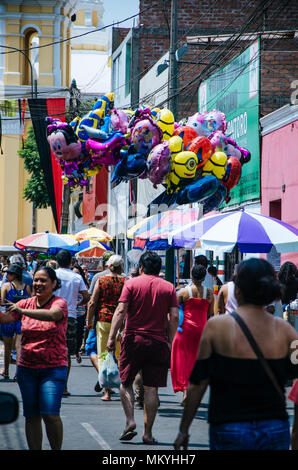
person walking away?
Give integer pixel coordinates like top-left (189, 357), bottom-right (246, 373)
top-left (278, 262), bottom-right (298, 310)
top-left (194, 255), bottom-right (213, 289)
top-left (55, 250), bottom-right (90, 396)
top-left (0, 264), bottom-right (31, 380)
top-left (217, 264), bottom-right (239, 314)
top-left (84, 254), bottom-right (113, 392)
top-left (288, 380), bottom-right (298, 449)
top-left (174, 258), bottom-right (298, 450)
top-left (87, 255), bottom-right (125, 401)
top-left (171, 265), bottom-right (213, 405)
top-left (107, 251), bottom-right (179, 444)
top-left (207, 266), bottom-right (222, 314)
top-left (0, 267), bottom-right (68, 450)
top-left (72, 265), bottom-right (89, 364)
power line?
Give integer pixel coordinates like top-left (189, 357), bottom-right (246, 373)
top-left (0, 2), bottom-right (160, 56)
top-left (181, 0), bottom-right (295, 114)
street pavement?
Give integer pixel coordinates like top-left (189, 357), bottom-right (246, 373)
top-left (0, 346), bottom-right (295, 451)
top-left (0, 350), bottom-right (209, 451)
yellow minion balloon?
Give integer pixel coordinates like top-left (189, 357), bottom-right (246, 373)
top-left (156, 109), bottom-right (175, 140)
top-left (168, 135), bottom-right (184, 157)
top-left (166, 151), bottom-right (198, 191)
top-left (202, 151), bottom-right (227, 179)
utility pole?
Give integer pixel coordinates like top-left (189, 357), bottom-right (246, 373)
top-left (165, 0), bottom-right (178, 285)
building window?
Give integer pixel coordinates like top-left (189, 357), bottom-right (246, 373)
top-left (23, 29), bottom-right (39, 85)
top-left (85, 10), bottom-right (92, 26)
top-left (125, 42), bottom-right (131, 97)
top-left (112, 53), bottom-right (121, 101)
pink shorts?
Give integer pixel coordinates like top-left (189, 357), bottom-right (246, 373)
top-left (119, 334), bottom-right (170, 388)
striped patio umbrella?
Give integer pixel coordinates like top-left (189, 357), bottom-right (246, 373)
top-left (14, 232), bottom-right (79, 253)
top-left (75, 240), bottom-right (111, 258)
top-left (128, 208), bottom-right (201, 250)
top-left (169, 210), bottom-right (298, 254)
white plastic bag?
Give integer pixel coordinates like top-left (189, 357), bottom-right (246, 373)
top-left (98, 352), bottom-right (121, 389)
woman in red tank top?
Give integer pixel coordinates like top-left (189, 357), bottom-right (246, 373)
top-left (171, 265), bottom-right (214, 404)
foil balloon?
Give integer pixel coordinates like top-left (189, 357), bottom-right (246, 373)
top-left (147, 174), bottom-right (220, 215)
top-left (173, 126), bottom-right (198, 149)
top-left (111, 108), bottom-right (129, 135)
top-left (147, 141), bottom-right (171, 188)
top-left (202, 151), bottom-right (227, 180)
top-left (222, 156), bottom-right (242, 191)
top-left (166, 151), bottom-right (198, 192)
top-left (46, 119), bottom-right (82, 161)
top-left (131, 117), bottom-right (163, 154)
top-left (156, 108), bottom-right (175, 140)
top-left (202, 182), bottom-right (228, 214)
top-left (111, 146), bottom-right (147, 186)
top-left (187, 110), bottom-right (227, 137)
top-left (168, 135), bottom-right (184, 157)
top-left (187, 136), bottom-right (212, 168)
top-left (85, 132), bottom-right (127, 166)
top-left (70, 93), bottom-right (114, 148)
top-left (45, 99), bottom-right (250, 212)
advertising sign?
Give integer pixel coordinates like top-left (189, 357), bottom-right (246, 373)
top-left (199, 39), bottom-right (260, 206)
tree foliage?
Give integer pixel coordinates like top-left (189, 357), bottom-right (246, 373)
top-left (18, 126), bottom-right (50, 209)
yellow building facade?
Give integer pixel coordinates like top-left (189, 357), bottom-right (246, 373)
top-left (0, 0), bottom-right (77, 245)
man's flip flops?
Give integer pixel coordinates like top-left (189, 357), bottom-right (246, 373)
top-left (119, 430), bottom-right (137, 441)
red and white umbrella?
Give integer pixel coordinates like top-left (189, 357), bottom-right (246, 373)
top-left (14, 232), bottom-right (79, 253)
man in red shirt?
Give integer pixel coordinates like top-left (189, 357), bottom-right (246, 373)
top-left (107, 251), bottom-right (179, 445)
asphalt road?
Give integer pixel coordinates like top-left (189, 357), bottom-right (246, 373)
top-left (0, 349), bottom-right (295, 452)
top-left (0, 352), bottom-right (210, 451)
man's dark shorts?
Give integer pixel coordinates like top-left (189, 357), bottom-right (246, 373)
top-left (66, 317), bottom-right (77, 356)
top-left (119, 334), bottom-right (170, 388)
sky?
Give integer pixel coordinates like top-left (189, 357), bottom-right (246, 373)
top-left (101, 0), bottom-right (140, 28)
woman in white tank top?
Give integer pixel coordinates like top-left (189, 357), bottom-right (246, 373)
top-left (225, 281), bottom-right (238, 314)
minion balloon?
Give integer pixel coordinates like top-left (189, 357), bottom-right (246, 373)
top-left (166, 151), bottom-right (198, 192)
top-left (156, 108), bottom-right (175, 140)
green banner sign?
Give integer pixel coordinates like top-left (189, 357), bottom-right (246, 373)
top-left (199, 39), bottom-right (260, 206)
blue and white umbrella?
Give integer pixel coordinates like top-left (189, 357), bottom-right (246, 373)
top-left (169, 210), bottom-right (298, 254)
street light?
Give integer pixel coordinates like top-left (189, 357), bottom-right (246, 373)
top-left (0, 45), bottom-right (34, 99)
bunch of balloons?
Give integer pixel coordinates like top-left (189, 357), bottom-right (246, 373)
top-left (46, 93), bottom-right (251, 213)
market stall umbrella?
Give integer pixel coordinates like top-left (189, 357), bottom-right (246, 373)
top-left (127, 208), bottom-right (201, 250)
top-left (75, 241), bottom-right (111, 258)
top-left (14, 232), bottom-right (79, 253)
top-left (169, 210), bottom-right (298, 254)
top-left (75, 227), bottom-right (112, 243)
top-left (0, 246), bottom-right (21, 255)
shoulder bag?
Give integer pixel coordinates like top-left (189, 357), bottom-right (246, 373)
top-left (230, 311), bottom-right (285, 403)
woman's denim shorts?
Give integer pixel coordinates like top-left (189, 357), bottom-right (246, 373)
top-left (16, 366), bottom-right (68, 418)
top-left (209, 418), bottom-right (290, 450)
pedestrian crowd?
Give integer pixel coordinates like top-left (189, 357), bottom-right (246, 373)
top-left (0, 250), bottom-right (297, 451)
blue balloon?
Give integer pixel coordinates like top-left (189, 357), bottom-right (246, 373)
top-left (111, 146), bottom-right (147, 186)
top-left (202, 182), bottom-right (227, 214)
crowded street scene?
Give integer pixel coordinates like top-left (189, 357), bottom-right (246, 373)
top-left (0, 0), bottom-right (298, 460)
